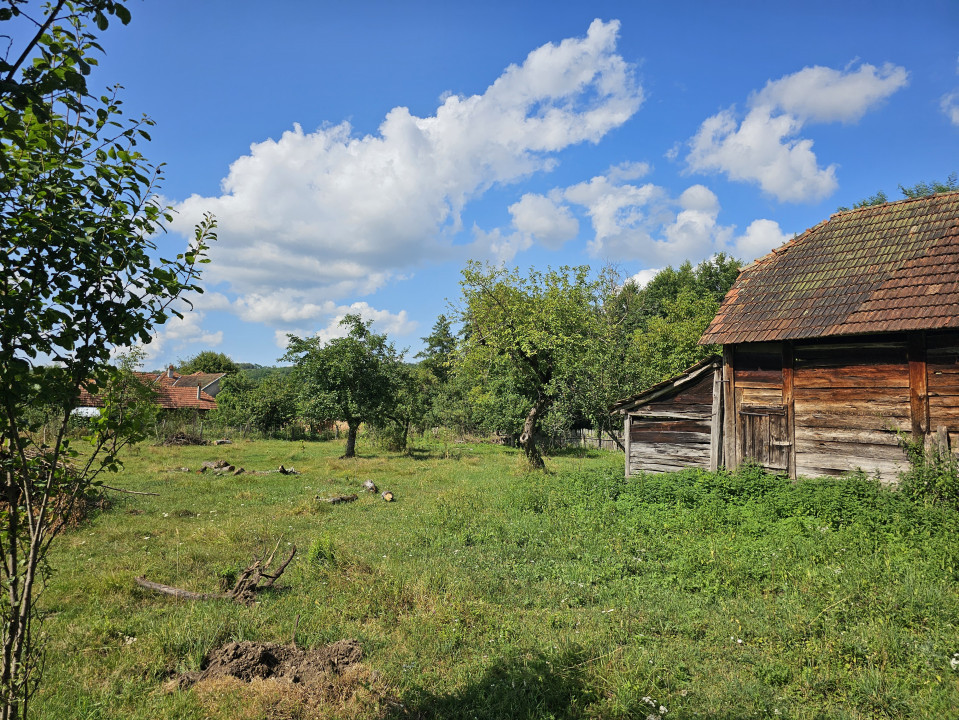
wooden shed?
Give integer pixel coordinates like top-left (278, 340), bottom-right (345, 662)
top-left (615, 192), bottom-right (959, 480)
top-left (695, 191), bottom-right (959, 482)
top-left (613, 356), bottom-right (723, 476)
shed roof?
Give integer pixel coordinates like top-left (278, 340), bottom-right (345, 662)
top-left (611, 355), bottom-right (720, 414)
top-left (700, 191), bottom-right (959, 345)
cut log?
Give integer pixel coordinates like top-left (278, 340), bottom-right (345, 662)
top-left (321, 494), bottom-right (358, 505)
top-left (362, 479), bottom-right (378, 493)
top-left (381, 491), bottom-right (394, 502)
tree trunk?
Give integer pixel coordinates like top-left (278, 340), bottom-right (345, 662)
top-left (519, 396), bottom-right (547, 470)
top-left (342, 422), bottom-right (359, 458)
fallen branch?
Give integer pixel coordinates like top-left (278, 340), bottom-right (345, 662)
top-left (134, 577), bottom-right (218, 601)
top-left (101, 485), bottom-right (160, 496)
top-left (136, 542), bottom-right (297, 604)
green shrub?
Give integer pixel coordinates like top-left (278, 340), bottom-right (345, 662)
top-left (898, 435), bottom-right (959, 510)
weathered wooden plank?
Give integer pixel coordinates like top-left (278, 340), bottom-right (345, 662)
top-left (796, 450), bottom-right (906, 474)
top-left (631, 418), bottom-right (710, 433)
top-left (782, 341), bottom-right (796, 479)
top-left (908, 332), bottom-right (929, 437)
top-left (723, 346), bottom-right (736, 469)
top-left (734, 367), bottom-right (783, 388)
top-left (631, 444), bottom-right (710, 463)
top-left (795, 438), bottom-right (908, 462)
top-left (794, 388), bottom-right (911, 412)
top-left (795, 412), bottom-right (909, 432)
top-left (632, 408), bottom-right (711, 421)
top-left (794, 426), bottom-right (901, 446)
top-left (796, 461), bottom-right (903, 483)
top-left (793, 364), bottom-right (910, 388)
top-left (710, 367), bottom-right (722, 472)
top-left (739, 387), bottom-right (783, 405)
top-left (630, 461), bottom-right (708, 474)
top-left (928, 396), bottom-right (959, 429)
top-left (623, 414), bottom-right (631, 478)
top-left (927, 364), bottom-right (959, 394)
top-left (632, 430), bottom-right (711, 445)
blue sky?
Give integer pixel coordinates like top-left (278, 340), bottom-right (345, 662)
top-left (89, 1), bottom-right (959, 367)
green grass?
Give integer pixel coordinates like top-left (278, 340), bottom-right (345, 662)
top-left (33, 438), bottom-right (959, 719)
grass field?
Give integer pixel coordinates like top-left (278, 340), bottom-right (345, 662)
top-left (33, 436), bottom-right (959, 719)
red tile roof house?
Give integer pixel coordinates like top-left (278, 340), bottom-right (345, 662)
top-left (615, 191), bottom-right (959, 482)
top-left (76, 366), bottom-right (224, 414)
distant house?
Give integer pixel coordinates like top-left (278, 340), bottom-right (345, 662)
top-left (76, 365), bottom-right (225, 413)
top-left (617, 191), bottom-right (959, 482)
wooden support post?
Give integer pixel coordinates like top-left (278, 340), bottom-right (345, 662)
top-left (722, 345), bottom-right (737, 470)
top-left (623, 413), bottom-right (632, 478)
top-left (782, 341), bottom-right (796, 480)
top-left (709, 365), bottom-right (723, 472)
top-left (908, 332), bottom-right (929, 440)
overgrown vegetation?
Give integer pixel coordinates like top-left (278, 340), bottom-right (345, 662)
top-left (0, 2), bottom-right (213, 716)
top-left (30, 440), bottom-right (959, 719)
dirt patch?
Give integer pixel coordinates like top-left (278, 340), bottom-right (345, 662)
top-left (173, 639), bottom-right (398, 719)
top-left (195, 639), bottom-right (362, 685)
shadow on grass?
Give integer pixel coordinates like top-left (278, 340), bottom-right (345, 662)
top-left (391, 647), bottom-right (600, 720)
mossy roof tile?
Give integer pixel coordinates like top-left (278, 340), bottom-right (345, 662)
top-left (701, 192), bottom-right (959, 344)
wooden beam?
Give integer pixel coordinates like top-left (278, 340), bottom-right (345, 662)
top-left (782, 341), bottom-right (796, 479)
top-left (623, 413), bottom-right (632, 478)
top-left (908, 331), bottom-right (929, 439)
top-left (722, 345), bottom-right (737, 470)
top-left (709, 366), bottom-right (723, 471)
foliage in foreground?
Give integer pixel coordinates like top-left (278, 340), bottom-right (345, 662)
top-left (31, 441), bottom-right (959, 719)
top-left (0, 2), bottom-right (213, 717)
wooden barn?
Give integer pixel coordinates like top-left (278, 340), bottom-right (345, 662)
top-left (618, 191), bottom-right (959, 481)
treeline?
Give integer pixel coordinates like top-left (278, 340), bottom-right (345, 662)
top-left (203, 255), bottom-right (740, 462)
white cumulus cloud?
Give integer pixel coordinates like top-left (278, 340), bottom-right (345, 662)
top-left (274, 302), bottom-right (418, 350)
top-left (942, 92), bottom-right (959, 127)
top-left (490, 169), bottom-right (792, 268)
top-left (686, 62), bottom-right (908, 202)
top-left (508, 193), bottom-right (579, 249)
top-left (171, 19), bottom-right (642, 326)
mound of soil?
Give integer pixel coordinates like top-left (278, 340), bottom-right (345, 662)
top-left (178, 639), bottom-right (363, 689)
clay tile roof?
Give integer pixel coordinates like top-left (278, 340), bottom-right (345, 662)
top-left (77, 379), bottom-right (217, 411)
top-left (700, 192), bottom-right (959, 345)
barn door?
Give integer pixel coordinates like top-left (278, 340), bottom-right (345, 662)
top-left (739, 403), bottom-right (789, 472)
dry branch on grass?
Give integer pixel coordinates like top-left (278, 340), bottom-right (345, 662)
top-left (136, 540), bottom-right (297, 604)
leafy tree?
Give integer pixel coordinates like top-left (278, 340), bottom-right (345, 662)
top-left (415, 314), bottom-right (456, 384)
top-left (0, 3), bottom-right (213, 716)
top-left (371, 363), bottom-right (436, 451)
top-left (455, 262), bottom-right (604, 469)
top-left (628, 288), bottom-right (721, 390)
top-left (838, 173), bottom-right (958, 211)
top-left (284, 315), bottom-right (401, 458)
top-left (177, 350), bottom-right (239, 375)
top-left (899, 172), bottom-right (958, 198)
